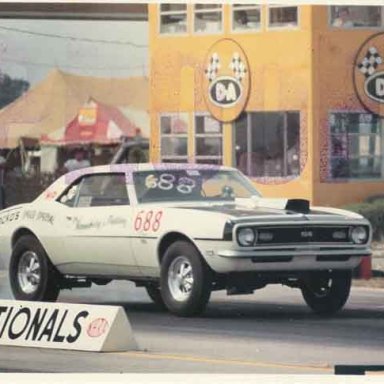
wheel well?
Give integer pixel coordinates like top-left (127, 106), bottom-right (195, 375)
top-left (158, 232), bottom-right (193, 264)
top-left (11, 228), bottom-right (38, 248)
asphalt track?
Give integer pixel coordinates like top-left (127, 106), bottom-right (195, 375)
top-left (0, 270), bottom-right (384, 374)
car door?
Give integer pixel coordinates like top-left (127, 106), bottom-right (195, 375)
top-left (56, 172), bottom-right (140, 277)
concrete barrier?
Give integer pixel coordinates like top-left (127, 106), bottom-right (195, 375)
top-left (0, 300), bottom-right (137, 352)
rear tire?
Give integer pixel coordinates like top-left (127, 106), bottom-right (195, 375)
top-left (301, 270), bottom-right (352, 315)
top-left (9, 235), bottom-right (60, 302)
top-left (145, 284), bottom-right (166, 309)
top-left (160, 241), bottom-right (212, 317)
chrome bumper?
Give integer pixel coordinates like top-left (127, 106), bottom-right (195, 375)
top-left (218, 246), bottom-right (372, 259)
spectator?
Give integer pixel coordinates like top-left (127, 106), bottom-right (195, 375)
top-left (234, 10), bottom-right (249, 29)
top-left (63, 148), bottom-right (91, 173)
top-left (333, 7), bottom-right (354, 28)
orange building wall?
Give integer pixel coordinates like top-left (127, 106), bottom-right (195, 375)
top-left (311, 7), bottom-right (384, 206)
top-left (149, 5), bottom-right (384, 207)
top-left (149, 4), bottom-right (316, 202)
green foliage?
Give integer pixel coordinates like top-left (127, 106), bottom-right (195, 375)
top-left (0, 73), bottom-right (30, 109)
top-left (343, 200), bottom-right (384, 241)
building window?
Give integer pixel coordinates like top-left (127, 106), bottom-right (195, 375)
top-left (329, 112), bottom-right (382, 179)
top-left (159, 3), bottom-right (187, 34)
top-left (194, 4), bottom-right (223, 34)
top-left (194, 114), bottom-right (223, 164)
top-left (268, 6), bottom-right (298, 29)
top-left (232, 4), bottom-right (261, 31)
top-left (235, 112), bottom-right (300, 178)
top-left (330, 6), bottom-right (383, 28)
top-left (160, 114), bottom-right (188, 162)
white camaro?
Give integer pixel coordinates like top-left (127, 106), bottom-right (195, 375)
top-left (0, 163), bottom-right (372, 316)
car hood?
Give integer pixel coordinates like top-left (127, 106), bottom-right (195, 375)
top-left (170, 197), bottom-right (364, 224)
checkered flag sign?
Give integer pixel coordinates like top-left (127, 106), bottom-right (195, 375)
top-left (205, 53), bottom-right (220, 82)
top-left (357, 46), bottom-right (383, 78)
top-left (229, 52), bottom-right (247, 82)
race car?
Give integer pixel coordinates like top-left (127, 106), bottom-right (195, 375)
top-left (0, 163), bottom-right (372, 316)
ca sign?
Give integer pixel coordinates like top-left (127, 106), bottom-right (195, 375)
top-left (202, 39), bottom-right (250, 123)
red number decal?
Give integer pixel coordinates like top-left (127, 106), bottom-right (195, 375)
top-left (134, 210), bottom-right (163, 232)
top-left (143, 211), bottom-right (153, 231)
top-left (134, 211), bottom-right (144, 231)
top-left (152, 211), bottom-right (163, 232)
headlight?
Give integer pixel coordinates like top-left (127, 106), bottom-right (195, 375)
top-left (237, 227), bottom-right (257, 246)
top-left (350, 226), bottom-right (368, 244)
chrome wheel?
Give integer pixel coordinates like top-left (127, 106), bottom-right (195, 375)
top-left (167, 256), bottom-right (194, 302)
top-left (17, 251), bottom-right (41, 294)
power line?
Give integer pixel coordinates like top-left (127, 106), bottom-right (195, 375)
top-left (0, 25), bottom-right (148, 48)
top-left (0, 55), bottom-right (148, 71)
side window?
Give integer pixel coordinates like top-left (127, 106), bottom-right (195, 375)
top-left (59, 179), bottom-right (81, 207)
top-left (60, 173), bottom-right (129, 208)
top-left (194, 4), bottom-right (223, 34)
top-left (268, 6), bottom-right (298, 29)
top-left (159, 3), bottom-right (188, 34)
top-left (330, 6), bottom-right (383, 28)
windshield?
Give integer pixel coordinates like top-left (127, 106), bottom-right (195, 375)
top-left (133, 168), bottom-right (261, 203)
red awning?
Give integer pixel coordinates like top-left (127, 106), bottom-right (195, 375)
top-left (41, 100), bottom-right (141, 146)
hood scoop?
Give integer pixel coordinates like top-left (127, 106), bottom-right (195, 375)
top-left (252, 197), bottom-right (310, 214)
top-left (285, 199), bottom-right (310, 214)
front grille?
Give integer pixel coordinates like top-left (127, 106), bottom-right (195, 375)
top-left (256, 226), bottom-right (351, 245)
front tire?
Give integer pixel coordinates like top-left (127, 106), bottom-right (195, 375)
top-left (301, 270), bottom-right (352, 315)
top-left (9, 235), bottom-right (60, 302)
top-left (160, 241), bottom-right (212, 317)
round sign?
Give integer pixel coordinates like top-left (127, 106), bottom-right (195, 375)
top-left (202, 39), bottom-right (250, 123)
top-left (87, 318), bottom-right (109, 338)
top-left (353, 32), bottom-right (384, 117)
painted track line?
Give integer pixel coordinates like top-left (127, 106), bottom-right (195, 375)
top-left (113, 351), bottom-right (333, 373)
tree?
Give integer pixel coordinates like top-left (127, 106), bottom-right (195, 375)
top-left (0, 73), bottom-right (29, 109)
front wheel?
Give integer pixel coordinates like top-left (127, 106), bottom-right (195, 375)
top-left (301, 270), bottom-right (352, 315)
top-left (9, 235), bottom-right (60, 302)
top-left (160, 241), bottom-right (212, 317)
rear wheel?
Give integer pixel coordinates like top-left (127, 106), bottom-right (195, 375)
top-left (9, 235), bottom-right (60, 302)
top-left (160, 241), bottom-right (212, 317)
top-left (145, 284), bottom-right (166, 309)
top-left (301, 270), bottom-right (352, 315)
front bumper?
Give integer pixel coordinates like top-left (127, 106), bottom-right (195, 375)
top-left (197, 241), bottom-right (371, 273)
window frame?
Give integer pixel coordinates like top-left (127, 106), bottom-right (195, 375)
top-left (193, 112), bottom-right (224, 165)
top-left (328, 5), bottom-right (384, 30)
top-left (328, 110), bottom-right (384, 181)
top-left (233, 111), bottom-right (301, 179)
top-left (267, 5), bottom-right (300, 31)
top-left (192, 3), bottom-right (224, 35)
top-left (158, 3), bottom-right (189, 36)
top-left (159, 113), bottom-right (189, 163)
top-left (230, 4), bottom-right (262, 34)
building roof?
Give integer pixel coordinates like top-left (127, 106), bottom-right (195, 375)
top-left (0, 3), bottom-right (148, 21)
top-left (0, 69), bottom-right (148, 148)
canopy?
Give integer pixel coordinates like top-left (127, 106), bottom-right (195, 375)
top-left (40, 100), bottom-right (148, 146)
top-left (0, 69), bottom-right (149, 148)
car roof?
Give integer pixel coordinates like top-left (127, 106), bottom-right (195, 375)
top-left (68, 162), bottom-right (235, 174)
